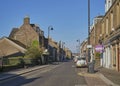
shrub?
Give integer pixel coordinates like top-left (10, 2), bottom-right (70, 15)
top-left (95, 52), bottom-right (100, 59)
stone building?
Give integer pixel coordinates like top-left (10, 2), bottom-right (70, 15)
top-left (64, 48), bottom-right (72, 59)
top-left (105, 0), bottom-right (116, 12)
top-left (89, 0), bottom-right (120, 71)
top-left (80, 40), bottom-right (87, 56)
top-left (9, 16), bottom-right (46, 64)
top-left (9, 16), bottom-right (44, 48)
top-left (49, 38), bottom-right (59, 62)
top-left (78, 0), bottom-right (120, 72)
top-left (89, 16), bottom-right (103, 63)
top-left (0, 37), bottom-right (26, 58)
top-left (100, 0), bottom-right (120, 71)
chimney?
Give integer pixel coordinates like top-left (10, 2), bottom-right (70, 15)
top-left (24, 16), bottom-right (30, 24)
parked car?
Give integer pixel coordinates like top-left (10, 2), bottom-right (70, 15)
top-left (73, 57), bottom-right (78, 63)
top-left (76, 57), bottom-right (87, 68)
top-left (73, 56), bottom-right (79, 63)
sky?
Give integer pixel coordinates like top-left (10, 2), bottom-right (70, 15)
top-left (0, 0), bottom-right (105, 53)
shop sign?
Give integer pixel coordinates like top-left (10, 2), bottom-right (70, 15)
top-left (95, 45), bottom-right (104, 52)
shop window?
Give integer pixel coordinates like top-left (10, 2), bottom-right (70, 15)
top-left (113, 48), bottom-right (116, 67)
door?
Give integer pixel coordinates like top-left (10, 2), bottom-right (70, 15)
top-left (118, 45), bottom-right (120, 71)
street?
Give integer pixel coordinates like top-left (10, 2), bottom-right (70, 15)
top-left (0, 61), bottom-right (108, 86)
top-left (0, 61), bottom-right (109, 86)
top-left (0, 0), bottom-right (120, 86)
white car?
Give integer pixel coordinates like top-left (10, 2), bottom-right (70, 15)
top-left (73, 57), bottom-right (78, 63)
top-left (76, 57), bottom-right (87, 68)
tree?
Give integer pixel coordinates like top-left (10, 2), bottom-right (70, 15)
top-left (95, 52), bottom-right (100, 59)
top-left (24, 40), bottom-right (43, 65)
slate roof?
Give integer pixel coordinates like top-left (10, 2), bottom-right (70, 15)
top-left (0, 37), bottom-right (26, 57)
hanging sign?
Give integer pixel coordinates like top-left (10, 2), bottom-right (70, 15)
top-left (95, 45), bottom-right (104, 52)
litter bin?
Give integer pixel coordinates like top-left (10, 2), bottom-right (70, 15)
top-left (88, 61), bottom-right (95, 73)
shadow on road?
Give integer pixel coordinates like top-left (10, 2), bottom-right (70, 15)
top-left (0, 73), bottom-right (41, 86)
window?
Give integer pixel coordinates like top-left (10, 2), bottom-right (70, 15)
top-left (102, 22), bottom-right (104, 35)
top-left (110, 11), bottom-right (113, 30)
top-left (116, 3), bottom-right (119, 26)
top-left (106, 18), bottom-right (108, 34)
top-left (113, 47), bottom-right (116, 66)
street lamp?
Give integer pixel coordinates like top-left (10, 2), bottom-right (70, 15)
top-left (88, 0), bottom-right (91, 62)
top-left (47, 26), bottom-right (53, 62)
top-left (77, 39), bottom-right (80, 56)
top-left (48, 26), bottom-right (53, 50)
top-left (62, 42), bottom-right (65, 61)
top-left (87, 0), bottom-right (95, 73)
top-left (62, 42), bottom-right (65, 49)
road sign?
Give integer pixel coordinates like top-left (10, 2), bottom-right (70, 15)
top-left (87, 45), bottom-right (92, 49)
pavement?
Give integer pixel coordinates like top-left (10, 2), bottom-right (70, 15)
top-left (77, 66), bottom-right (120, 86)
top-left (0, 65), bottom-right (49, 81)
top-left (0, 62), bottom-right (120, 86)
top-left (78, 71), bottom-right (108, 86)
top-left (96, 67), bottom-right (120, 86)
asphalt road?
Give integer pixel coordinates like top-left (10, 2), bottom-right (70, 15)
top-left (0, 61), bottom-right (87, 86)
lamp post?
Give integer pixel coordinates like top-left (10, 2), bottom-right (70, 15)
top-left (62, 42), bottom-right (65, 49)
top-left (62, 42), bottom-right (65, 61)
top-left (47, 26), bottom-right (53, 63)
top-left (77, 39), bottom-right (80, 56)
top-left (87, 0), bottom-right (95, 73)
top-left (88, 0), bottom-right (91, 62)
top-left (88, 0), bottom-right (95, 73)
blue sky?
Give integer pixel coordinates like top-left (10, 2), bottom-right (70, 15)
top-left (0, 0), bottom-right (105, 52)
